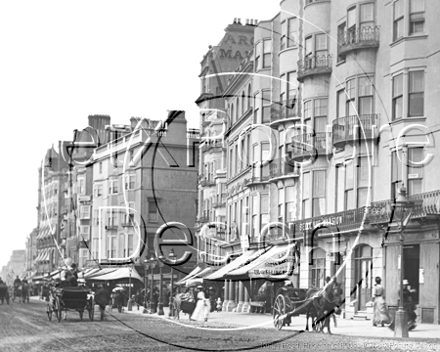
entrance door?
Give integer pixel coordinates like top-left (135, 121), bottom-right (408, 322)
top-left (403, 244), bottom-right (420, 304)
top-left (354, 245), bottom-right (373, 311)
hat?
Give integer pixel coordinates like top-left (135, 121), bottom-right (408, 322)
top-left (197, 285), bottom-right (203, 289)
top-left (403, 279), bottom-right (409, 285)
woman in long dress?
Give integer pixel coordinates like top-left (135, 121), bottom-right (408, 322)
top-left (191, 286), bottom-right (207, 322)
top-left (372, 276), bottom-right (391, 327)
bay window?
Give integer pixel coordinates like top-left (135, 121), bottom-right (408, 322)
top-left (408, 71), bottom-right (424, 117)
top-left (392, 74), bottom-right (403, 120)
top-left (410, 0), bottom-right (425, 34)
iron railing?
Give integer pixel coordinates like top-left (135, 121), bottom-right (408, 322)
top-left (291, 132), bottom-right (331, 159)
top-left (332, 114), bottom-right (378, 146)
top-left (269, 158), bottom-right (298, 179)
top-left (339, 26), bottom-right (380, 55)
top-left (297, 55), bottom-right (332, 81)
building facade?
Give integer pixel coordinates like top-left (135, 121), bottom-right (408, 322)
top-left (197, 0), bottom-right (440, 324)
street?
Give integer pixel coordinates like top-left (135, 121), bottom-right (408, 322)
top-left (1, 299), bottom-right (440, 352)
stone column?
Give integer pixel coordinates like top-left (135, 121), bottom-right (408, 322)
top-left (236, 282), bottom-right (245, 312)
top-left (227, 281), bottom-right (237, 311)
top-left (242, 286), bottom-right (250, 313)
top-left (222, 279), bottom-right (229, 311)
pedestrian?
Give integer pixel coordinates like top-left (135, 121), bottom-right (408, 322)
top-left (216, 297), bottom-right (222, 312)
top-left (372, 277), bottom-right (391, 327)
top-left (191, 285), bottom-right (208, 322)
top-left (389, 279), bottom-right (417, 331)
top-left (94, 284), bottom-right (111, 321)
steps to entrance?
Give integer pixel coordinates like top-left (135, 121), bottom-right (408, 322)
top-left (351, 310), bottom-right (370, 320)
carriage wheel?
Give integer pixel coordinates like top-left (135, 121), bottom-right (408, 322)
top-left (47, 302), bottom-right (53, 321)
top-left (88, 297), bottom-right (94, 321)
top-left (273, 295), bottom-right (286, 331)
top-left (54, 296), bottom-right (62, 322)
top-left (79, 310), bottom-right (83, 320)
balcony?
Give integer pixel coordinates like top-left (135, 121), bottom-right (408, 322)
top-left (200, 177), bottom-right (216, 187)
top-left (201, 140), bottom-right (224, 153)
top-left (244, 175), bottom-right (271, 188)
top-left (332, 114), bottom-right (378, 147)
top-left (339, 26), bottom-right (380, 57)
top-left (291, 132), bottom-right (332, 161)
top-left (269, 100), bottom-right (299, 128)
top-left (197, 215), bottom-right (210, 224)
top-left (269, 158), bottom-right (299, 182)
top-left (297, 55), bottom-right (332, 82)
top-left (105, 225), bottom-right (118, 231)
top-left (213, 194), bottom-right (227, 208)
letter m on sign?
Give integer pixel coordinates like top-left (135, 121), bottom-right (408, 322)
top-left (219, 49), bottom-right (232, 59)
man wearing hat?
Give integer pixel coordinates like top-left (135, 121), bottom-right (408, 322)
top-left (390, 279), bottom-right (417, 331)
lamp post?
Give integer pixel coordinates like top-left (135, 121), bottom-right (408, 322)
top-left (168, 249), bottom-right (176, 318)
top-left (157, 255), bottom-right (165, 315)
top-left (149, 256), bottom-right (157, 314)
top-left (143, 259), bottom-right (150, 314)
top-left (392, 184), bottom-right (415, 338)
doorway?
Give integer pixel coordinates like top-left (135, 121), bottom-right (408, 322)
top-left (354, 245), bottom-right (373, 311)
top-left (403, 244), bottom-right (420, 304)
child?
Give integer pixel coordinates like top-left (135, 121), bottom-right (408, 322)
top-left (216, 297), bottom-right (222, 312)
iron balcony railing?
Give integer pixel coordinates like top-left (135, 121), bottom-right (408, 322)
top-left (200, 177), bottom-right (216, 187)
top-left (269, 158), bottom-right (298, 180)
top-left (332, 114), bottom-right (378, 147)
top-left (291, 132), bottom-right (332, 160)
top-left (339, 26), bottom-right (380, 56)
top-left (297, 54), bottom-right (332, 82)
top-left (201, 140), bottom-right (224, 152)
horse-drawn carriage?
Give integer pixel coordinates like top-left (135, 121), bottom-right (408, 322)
top-left (12, 282), bottom-right (29, 303)
top-left (272, 281), bottom-right (343, 334)
top-left (0, 282), bottom-right (10, 304)
top-left (46, 286), bottom-right (94, 322)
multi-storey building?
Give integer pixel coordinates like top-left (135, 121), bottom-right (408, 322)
top-left (1, 250), bottom-right (26, 285)
top-left (198, 0), bottom-right (440, 324)
top-left (90, 112), bottom-right (200, 280)
top-left (24, 229), bottom-right (38, 277)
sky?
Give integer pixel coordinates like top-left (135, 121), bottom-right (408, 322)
top-left (0, 1), bottom-right (280, 269)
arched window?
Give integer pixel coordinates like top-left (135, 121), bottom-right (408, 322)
top-left (309, 247), bottom-right (326, 288)
top-left (241, 91), bottom-right (246, 114)
top-left (248, 84), bottom-right (252, 109)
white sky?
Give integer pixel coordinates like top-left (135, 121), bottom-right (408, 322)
top-left (0, 1), bottom-right (280, 269)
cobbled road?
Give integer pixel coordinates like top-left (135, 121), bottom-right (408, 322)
top-left (2, 299), bottom-right (440, 352)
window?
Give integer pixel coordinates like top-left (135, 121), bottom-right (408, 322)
top-left (394, 0), bottom-right (404, 41)
top-left (346, 78), bottom-right (356, 116)
top-left (253, 92), bottom-right (260, 124)
top-left (347, 6), bottom-right (356, 43)
top-left (94, 184), bottom-right (103, 197)
top-left (262, 90), bottom-right (271, 123)
top-left (302, 172), bottom-right (311, 218)
top-left (80, 226), bottom-right (90, 240)
top-left (241, 91), bottom-right (246, 115)
top-left (261, 143), bottom-right (270, 179)
top-left (305, 36), bottom-right (312, 57)
top-left (230, 104), bottom-right (234, 125)
top-left (287, 72), bottom-right (297, 117)
top-left (391, 151), bottom-right (402, 198)
top-left (127, 234), bottom-right (134, 257)
top-left (337, 22), bottom-right (346, 61)
top-left (287, 18), bottom-right (298, 48)
top-left (79, 205), bottom-right (91, 219)
top-left (108, 210), bottom-right (118, 227)
top-left (360, 3), bottom-right (374, 30)
top-left (310, 247), bottom-right (326, 288)
top-left (99, 162), bottom-right (103, 174)
top-left (94, 209), bottom-right (100, 226)
top-left (357, 157), bottom-right (369, 207)
top-left (148, 200), bottom-right (158, 222)
top-left (312, 170), bottom-right (326, 216)
top-left (407, 148), bottom-right (424, 195)
top-left (78, 177), bottom-right (85, 195)
top-left (260, 194), bottom-right (269, 232)
top-left (358, 77), bottom-right (373, 115)
top-left (286, 186), bottom-right (295, 222)
top-left (109, 180), bottom-right (118, 195)
top-left (410, 0), bottom-right (425, 34)
top-left (255, 41), bottom-right (261, 70)
top-left (263, 39), bottom-right (272, 68)
top-left (252, 195), bottom-right (258, 239)
top-left (247, 84), bottom-right (252, 110)
top-left (278, 189), bottom-right (284, 223)
top-left (345, 162), bottom-right (355, 210)
top-left (408, 71), bottom-right (424, 117)
top-left (392, 74), bottom-right (403, 120)
top-left (315, 33), bottom-right (328, 57)
top-left (125, 174), bottom-right (135, 190)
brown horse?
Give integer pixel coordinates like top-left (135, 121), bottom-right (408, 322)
top-left (306, 280), bottom-right (343, 334)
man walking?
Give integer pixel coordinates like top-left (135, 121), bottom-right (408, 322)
top-left (95, 285), bottom-right (111, 321)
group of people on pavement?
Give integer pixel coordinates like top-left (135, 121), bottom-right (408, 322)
top-left (372, 276), bottom-right (417, 331)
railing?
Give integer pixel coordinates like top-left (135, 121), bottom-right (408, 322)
top-left (332, 114), bottom-right (378, 146)
top-left (201, 140), bottom-right (224, 152)
top-left (197, 216), bottom-right (210, 224)
top-left (244, 175), bottom-right (271, 187)
top-left (291, 132), bottom-right (331, 159)
top-left (269, 158), bottom-right (298, 180)
top-left (200, 177), bottom-right (216, 187)
top-left (297, 55), bottom-right (332, 82)
top-left (339, 26), bottom-right (380, 55)
top-left (105, 225), bottom-right (118, 231)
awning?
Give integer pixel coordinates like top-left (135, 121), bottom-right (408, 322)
top-left (227, 244), bottom-right (295, 280)
top-left (84, 267), bottom-right (143, 282)
top-left (204, 247), bottom-right (268, 281)
top-left (175, 266), bottom-right (202, 285)
top-left (185, 266), bottom-right (217, 286)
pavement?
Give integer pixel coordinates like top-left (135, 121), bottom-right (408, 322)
top-left (122, 303), bottom-right (440, 340)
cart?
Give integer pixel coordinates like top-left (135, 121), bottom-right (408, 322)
top-left (47, 286), bottom-right (94, 322)
top-left (0, 283), bottom-right (10, 304)
top-left (272, 287), bottom-right (310, 330)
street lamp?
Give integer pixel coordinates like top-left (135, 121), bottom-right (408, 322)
top-left (143, 259), bottom-right (150, 314)
top-left (392, 184), bottom-right (415, 338)
top-left (149, 256), bottom-right (157, 314)
top-left (157, 255), bottom-right (165, 315)
top-left (168, 249), bottom-right (176, 318)
top-left (127, 265), bottom-right (133, 311)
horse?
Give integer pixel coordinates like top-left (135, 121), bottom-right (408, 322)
top-left (173, 291), bottom-right (195, 320)
top-left (305, 280), bottom-right (343, 334)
